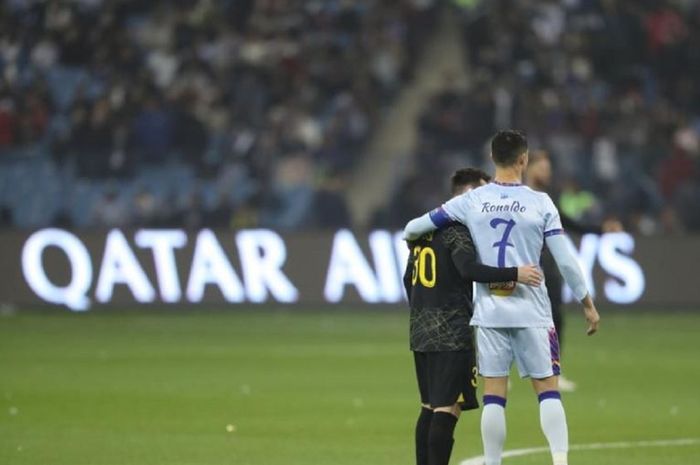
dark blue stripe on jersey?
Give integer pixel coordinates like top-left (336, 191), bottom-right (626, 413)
top-left (429, 207), bottom-right (452, 228)
top-left (483, 395), bottom-right (507, 407)
top-left (492, 181), bottom-right (522, 187)
top-left (544, 228), bottom-right (565, 238)
top-left (538, 391), bottom-right (561, 403)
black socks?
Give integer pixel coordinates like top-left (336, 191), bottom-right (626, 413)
top-left (416, 408), bottom-right (459, 465)
top-left (428, 411), bottom-right (458, 465)
top-left (415, 407), bottom-right (433, 465)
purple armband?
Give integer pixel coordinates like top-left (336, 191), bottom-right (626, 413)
top-left (429, 207), bottom-right (452, 228)
top-left (544, 228), bottom-right (565, 238)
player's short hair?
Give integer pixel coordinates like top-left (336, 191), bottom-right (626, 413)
top-left (491, 130), bottom-right (528, 166)
top-left (451, 168), bottom-right (491, 194)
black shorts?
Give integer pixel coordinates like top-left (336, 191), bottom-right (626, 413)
top-left (414, 350), bottom-right (479, 411)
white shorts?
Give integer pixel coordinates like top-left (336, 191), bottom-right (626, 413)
top-left (476, 326), bottom-right (561, 379)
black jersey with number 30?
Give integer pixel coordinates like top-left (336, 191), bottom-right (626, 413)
top-left (404, 224), bottom-right (517, 352)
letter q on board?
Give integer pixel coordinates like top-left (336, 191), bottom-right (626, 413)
top-left (21, 229), bottom-right (93, 311)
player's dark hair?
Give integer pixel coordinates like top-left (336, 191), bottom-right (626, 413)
top-left (451, 168), bottom-right (491, 194)
top-left (491, 130), bottom-right (528, 166)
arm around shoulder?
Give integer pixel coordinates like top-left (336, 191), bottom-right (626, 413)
top-left (403, 209), bottom-right (446, 241)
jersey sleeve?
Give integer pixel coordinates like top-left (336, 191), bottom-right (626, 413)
top-left (403, 212), bottom-right (438, 240)
top-left (441, 191), bottom-right (472, 225)
top-left (541, 193), bottom-right (565, 238)
top-left (403, 191), bottom-right (472, 240)
top-left (445, 225), bottom-right (518, 283)
top-left (403, 192), bottom-right (468, 241)
top-left (403, 241), bottom-right (416, 302)
top-left (545, 233), bottom-right (589, 301)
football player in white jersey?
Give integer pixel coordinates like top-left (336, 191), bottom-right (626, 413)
top-left (403, 130), bottom-right (600, 465)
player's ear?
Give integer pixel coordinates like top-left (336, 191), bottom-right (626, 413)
top-left (520, 151), bottom-right (529, 167)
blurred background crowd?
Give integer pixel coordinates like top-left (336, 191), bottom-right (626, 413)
top-left (0, 0), bottom-right (699, 234)
top-left (0, 0), bottom-right (436, 229)
top-left (381, 0), bottom-right (700, 234)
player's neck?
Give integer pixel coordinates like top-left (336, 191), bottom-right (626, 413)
top-left (493, 167), bottom-right (523, 185)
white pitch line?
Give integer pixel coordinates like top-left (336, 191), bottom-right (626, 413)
top-left (459, 438), bottom-right (700, 465)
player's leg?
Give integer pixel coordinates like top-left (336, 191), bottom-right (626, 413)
top-left (546, 265), bottom-right (575, 391)
top-left (427, 351), bottom-right (476, 465)
top-left (513, 327), bottom-right (568, 465)
top-left (476, 327), bottom-right (512, 465)
top-left (414, 352), bottom-right (432, 465)
top-left (533, 378), bottom-right (568, 465)
top-left (549, 290), bottom-right (563, 355)
top-left (481, 377), bottom-right (508, 465)
top-left (429, 404), bottom-right (459, 465)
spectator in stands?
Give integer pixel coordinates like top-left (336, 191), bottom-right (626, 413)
top-left (90, 188), bottom-right (128, 228)
top-left (261, 152), bottom-right (315, 231)
top-left (0, 92), bottom-right (16, 147)
top-left (311, 171), bottom-right (352, 229)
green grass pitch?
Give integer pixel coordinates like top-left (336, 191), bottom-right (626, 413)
top-left (1, 309), bottom-right (699, 465)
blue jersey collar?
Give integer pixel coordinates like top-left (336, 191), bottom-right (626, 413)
top-left (492, 180), bottom-right (523, 187)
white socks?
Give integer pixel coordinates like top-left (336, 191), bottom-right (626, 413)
top-left (539, 391), bottom-right (569, 465)
top-left (481, 396), bottom-right (507, 465)
top-left (481, 392), bottom-right (568, 465)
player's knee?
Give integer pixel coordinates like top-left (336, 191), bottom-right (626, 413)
top-left (483, 376), bottom-right (509, 398)
top-left (532, 375), bottom-right (558, 395)
top-left (433, 404), bottom-right (460, 418)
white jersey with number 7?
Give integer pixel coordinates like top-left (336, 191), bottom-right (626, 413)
top-left (432, 182), bottom-right (564, 328)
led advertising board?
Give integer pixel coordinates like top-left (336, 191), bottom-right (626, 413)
top-left (1, 229), bottom-right (697, 310)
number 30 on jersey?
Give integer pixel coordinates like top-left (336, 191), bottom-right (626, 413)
top-left (411, 246), bottom-right (436, 288)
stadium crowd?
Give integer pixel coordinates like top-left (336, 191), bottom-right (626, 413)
top-left (0, 0), bottom-right (436, 229)
top-left (381, 0), bottom-right (700, 234)
top-left (1, 0), bottom-right (699, 234)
